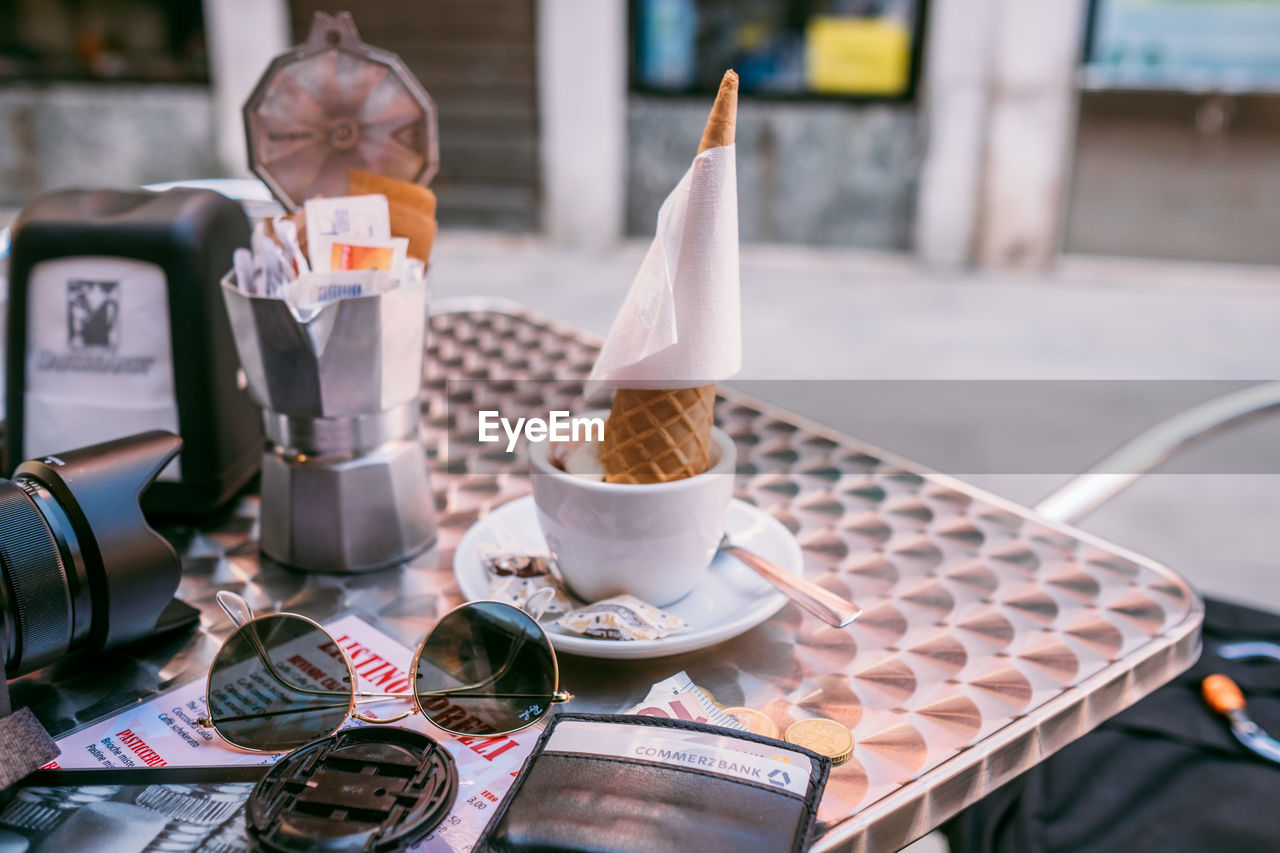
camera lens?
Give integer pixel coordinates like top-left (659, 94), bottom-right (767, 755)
top-left (0, 480), bottom-right (76, 673)
top-left (0, 431), bottom-right (184, 676)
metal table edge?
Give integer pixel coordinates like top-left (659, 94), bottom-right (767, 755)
top-left (809, 605), bottom-right (1202, 852)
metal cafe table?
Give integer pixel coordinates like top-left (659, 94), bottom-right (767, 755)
top-left (20, 300), bottom-right (1203, 852)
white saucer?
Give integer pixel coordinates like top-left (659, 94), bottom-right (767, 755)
top-left (453, 496), bottom-right (804, 659)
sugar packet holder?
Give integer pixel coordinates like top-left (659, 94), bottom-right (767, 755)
top-left (475, 712), bottom-right (831, 853)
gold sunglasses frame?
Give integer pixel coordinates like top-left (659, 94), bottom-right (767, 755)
top-left (196, 594), bottom-right (572, 753)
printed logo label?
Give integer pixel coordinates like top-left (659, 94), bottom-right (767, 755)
top-left (26, 256), bottom-right (180, 480)
top-left (544, 719), bottom-right (813, 796)
top-left (67, 280), bottom-right (120, 351)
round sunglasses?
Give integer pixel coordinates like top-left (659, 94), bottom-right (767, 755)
top-left (196, 591), bottom-right (572, 752)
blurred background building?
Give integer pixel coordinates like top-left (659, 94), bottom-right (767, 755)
top-left (2, 0), bottom-right (1279, 268)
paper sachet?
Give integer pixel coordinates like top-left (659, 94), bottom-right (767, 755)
top-left (481, 548), bottom-right (573, 616)
top-left (557, 594), bottom-right (691, 641)
top-left (230, 194), bottom-right (425, 309)
top-left (304, 194), bottom-right (392, 268)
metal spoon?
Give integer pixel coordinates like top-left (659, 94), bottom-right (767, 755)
top-left (718, 534), bottom-right (861, 628)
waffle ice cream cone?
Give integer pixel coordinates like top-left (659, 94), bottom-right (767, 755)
top-left (600, 71), bottom-right (737, 484)
top-left (698, 69), bottom-right (738, 154)
top-left (600, 386), bottom-right (717, 484)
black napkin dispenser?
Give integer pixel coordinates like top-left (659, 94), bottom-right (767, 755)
top-left (5, 188), bottom-right (261, 516)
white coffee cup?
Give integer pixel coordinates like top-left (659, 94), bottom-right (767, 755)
top-left (528, 417), bottom-right (736, 607)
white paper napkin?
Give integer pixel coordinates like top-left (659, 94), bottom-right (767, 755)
top-left (588, 144), bottom-right (740, 392)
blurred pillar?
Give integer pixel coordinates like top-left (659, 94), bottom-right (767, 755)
top-left (914, 0), bottom-right (997, 268)
top-left (203, 0), bottom-right (290, 178)
top-left (537, 0), bottom-right (627, 248)
top-left (976, 0), bottom-right (1088, 270)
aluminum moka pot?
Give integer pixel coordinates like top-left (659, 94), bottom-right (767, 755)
top-left (221, 276), bottom-right (437, 572)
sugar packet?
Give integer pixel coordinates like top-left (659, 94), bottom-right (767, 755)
top-left (480, 548), bottom-right (572, 617)
top-left (283, 270), bottom-right (402, 311)
top-left (557, 594), bottom-right (690, 641)
top-left (324, 236), bottom-right (408, 273)
top-left (305, 194), bottom-right (392, 272)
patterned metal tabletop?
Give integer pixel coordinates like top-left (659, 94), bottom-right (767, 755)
top-left (14, 300), bottom-right (1203, 853)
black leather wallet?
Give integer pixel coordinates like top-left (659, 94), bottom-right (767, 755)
top-left (476, 712), bottom-right (830, 853)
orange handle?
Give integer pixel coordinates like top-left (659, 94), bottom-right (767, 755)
top-left (1203, 674), bottom-right (1247, 714)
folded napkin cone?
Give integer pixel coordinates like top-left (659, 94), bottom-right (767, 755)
top-left (590, 71), bottom-right (741, 484)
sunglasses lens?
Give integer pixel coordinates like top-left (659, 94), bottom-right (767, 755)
top-left (207, 614), bottom-right (352, 751)
top-left (415, 602), bottom-right (556, 736)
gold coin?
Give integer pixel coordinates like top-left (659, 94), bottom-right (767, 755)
top-left (724, 706), bottom-right (779, 739)
top-left (785, 717), bottom-right (854, 764)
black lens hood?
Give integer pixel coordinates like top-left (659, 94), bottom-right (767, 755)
top-left (15, 431), bottom-right (183, 654)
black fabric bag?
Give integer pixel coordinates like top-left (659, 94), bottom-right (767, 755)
top-left (944, 598), bottom-right (1280, 853)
